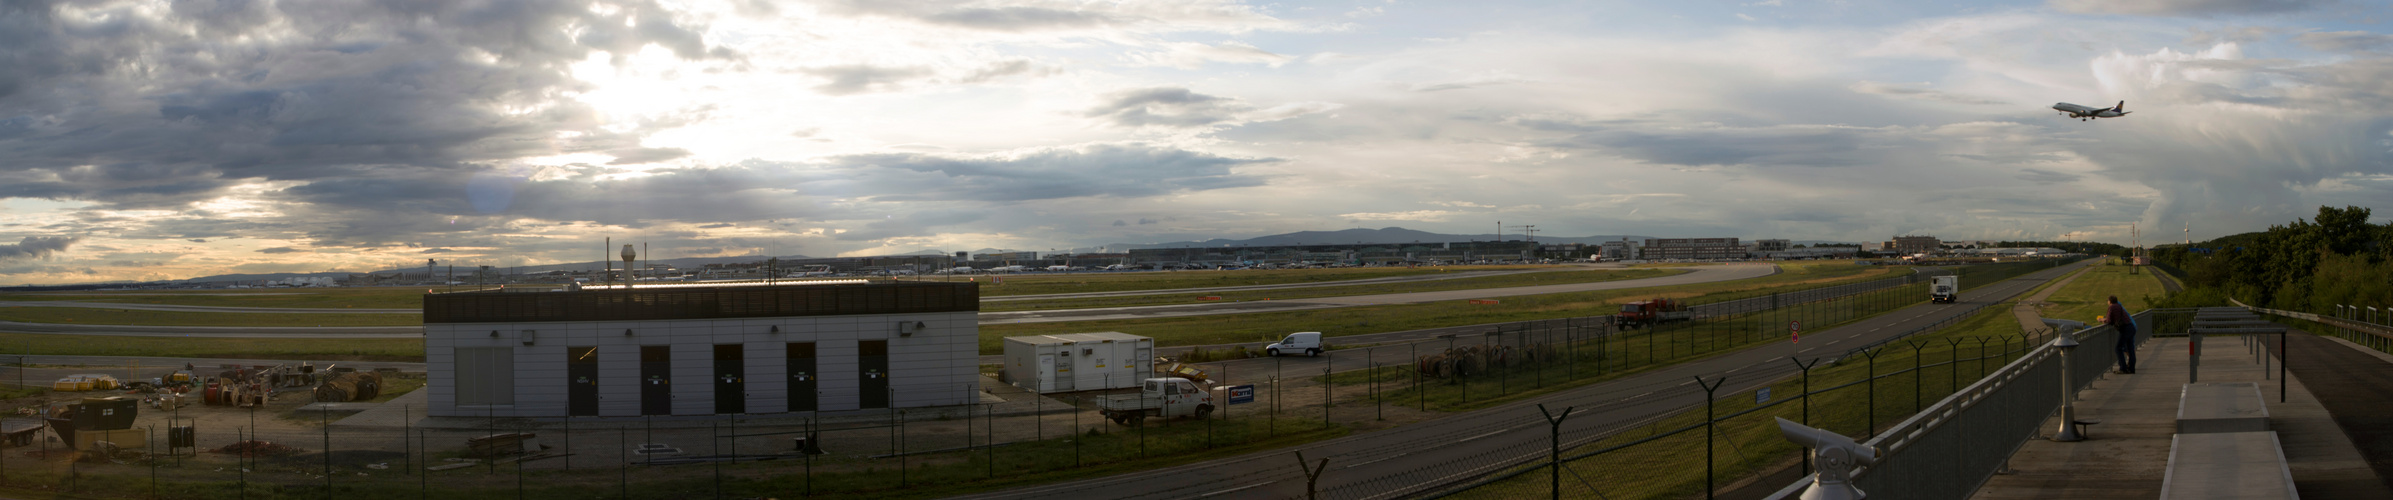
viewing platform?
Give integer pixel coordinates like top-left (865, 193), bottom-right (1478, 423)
top-left (1971, 331), bottom-right (2390, 498)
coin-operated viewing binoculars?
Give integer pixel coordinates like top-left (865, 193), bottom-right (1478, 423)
top-left (1777, 417), bottom-right (1879, 500)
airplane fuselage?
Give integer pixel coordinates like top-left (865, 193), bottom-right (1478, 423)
top-left (2053, 101), bottom-right (2129, 120)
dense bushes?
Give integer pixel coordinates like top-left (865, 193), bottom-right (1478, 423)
top-left (2150, 205), bottom-right (2392, 312)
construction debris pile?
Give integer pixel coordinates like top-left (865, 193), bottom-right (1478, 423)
top-left (1414, 344), bottom-right (1560, 379)
top-left (312, 370), bottom-right (384, 403)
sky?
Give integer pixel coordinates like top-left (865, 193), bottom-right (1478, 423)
top-left (3, 0), bottom-right (2392, 284)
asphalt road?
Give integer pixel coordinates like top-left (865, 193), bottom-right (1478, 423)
top-left (950, 259), bottom-right (2096, 500)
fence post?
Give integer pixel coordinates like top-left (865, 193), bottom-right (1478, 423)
top-left (1296, 451), bottom-right (1329, 500)
top-left (323, 407), bottom-right (332, 498)
top-left (1862, 348), bottom-right (1882, 438)
top-left (1908, 339), bottom-right (1929, 412)
top-left (1947, 338), bottom-right (1965, 394)
top-left (1697, 376), bottom-right (1727, 500)
top-left (1790, 357), bottom-right (1821, 475)
top-left (1073, 395), bottom-right (1081, 467)
top-left (1539, 404), bottom-right (1576, 500)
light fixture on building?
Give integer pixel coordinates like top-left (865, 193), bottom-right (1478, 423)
top-left (897, 320), bottom-right (926, 336)
top-left (624, 329), bottom-right (635, 337)
top-left (770, 325), bottom-right (781, 333)
top-left (489, 330), bottom-right (500, 337)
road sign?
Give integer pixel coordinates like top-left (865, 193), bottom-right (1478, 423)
top-left (1227, 384), bottom-right (1256, 405)
top-left (1791, 320), bottom-right (1801, 343)
top-left (1756, 387), bottom-right (1771, 404)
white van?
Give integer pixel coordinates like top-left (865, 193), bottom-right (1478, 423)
top-left (1266, 332), bottom-right (1327, 357)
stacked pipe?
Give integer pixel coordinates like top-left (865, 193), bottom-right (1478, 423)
top-left (312, 371), bottom-right (384, 402)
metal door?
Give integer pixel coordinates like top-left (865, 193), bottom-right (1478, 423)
top-left (1053, 349), bottom-right (1074, 391)
top-left (787, 342), bottom-right (817, 412)
top-left (567, 347), bottom-right (598, 416)
top-left (859, 340), bottom-right (889, 409)
top-left (640, 346), bottom-right (672, 415)
top-left (714, 344), bottom-right (745, 414)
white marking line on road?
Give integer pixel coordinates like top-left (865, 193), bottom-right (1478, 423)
top-left (1201, 482), bottom-right (1273, 498)
top-left (1340, 455), bottom-right (1397, 470)
top-left (1457, 430), bottom-right (1507, 443)
top-left (1630, 391), bottom-right (1654, 400)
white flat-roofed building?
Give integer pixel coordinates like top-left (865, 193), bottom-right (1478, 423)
top-left (421, 280), bottom-right (981, 417)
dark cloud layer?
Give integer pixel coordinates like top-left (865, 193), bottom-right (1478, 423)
top-left (0, 236), bottom-right (78, 261)
top-left (0, 0), bottom-right (730, 210)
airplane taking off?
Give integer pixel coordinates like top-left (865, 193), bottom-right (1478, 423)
top-left (2053, 101), bottom-right (2129, 121)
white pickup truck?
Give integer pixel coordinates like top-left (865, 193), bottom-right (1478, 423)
top-left (1096, 377), bottom-right (1216, 425)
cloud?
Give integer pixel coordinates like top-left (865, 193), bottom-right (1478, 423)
top-left (256, 247), bottom-right (302, 254)
top-left (0, 236), bottom-right (78, 261)
top-left (2048, 0), bottom-right (2325, 17)
top-left (0, 0), bottom-right (733, 211)
top-left (803, 65), bottom-right (933, 95)
top-left (1112, 219), bottom-right (1128, 226)
top-left (698, 223), bottom-right (736, 229)
top-left (1085, 87), bottom-right (1250, 128)
top-left (1083, 87), bottom-right (1337, 129)
top-left (608, 147), bottom-right (694, 165)
top-left (422, 248), bottom-right (454, 254)
top-left (826, 143), bottom-right (1276, 202)
top-left (1129, 42), bottom-right (1294, 69)
top-left (2294, 31), bottom-right (2393, 52)
top-left (814, 0), bottom-right (1296, 34)
top-left (1340, 210), bottom-right (1460, 222)
top-left (1847, 81), bottom-right (2009, 105)
top-left (2017, 168), bottom-right (2086, 184)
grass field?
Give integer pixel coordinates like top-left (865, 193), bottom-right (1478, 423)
top-left (2031, 262), bottom-right (2165, 326)
top-left (978, 262), bottom-right (1901, 354)
top-left (0, 332), bottom-right (424, 361)
top-left (0, 307), bottom-right (423, 327)
top-left (984, 268), bottom-right (1686, 312)
top-left (962, 266), bottom-right (1561, 297)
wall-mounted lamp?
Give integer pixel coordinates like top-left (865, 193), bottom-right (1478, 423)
top-left (624, 329), bottom-right (636, 337)
top-left (489, 330), bottom-right (500, 337)
top-left (770, 325), bottom-right (781, 333)
top-left (897, 320), bottom-right (927, 336)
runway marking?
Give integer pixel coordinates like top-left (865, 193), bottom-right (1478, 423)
top-left (1201, 482), bottom-right (1273, 497)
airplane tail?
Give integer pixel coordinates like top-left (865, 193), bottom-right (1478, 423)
top-left (2113, 101), bottom-right (2126, 112)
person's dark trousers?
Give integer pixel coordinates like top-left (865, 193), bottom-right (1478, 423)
top-left (2115, 332), bottom-right (2138, 374)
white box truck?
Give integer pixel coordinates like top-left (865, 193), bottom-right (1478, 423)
top-left (1002, 332), bottom-right (1155, 394)
top-left (1930, 275), bottom-right (1959, 304)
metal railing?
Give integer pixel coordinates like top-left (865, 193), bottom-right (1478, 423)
top-left (1761, 309), bottom-right (2176, 500)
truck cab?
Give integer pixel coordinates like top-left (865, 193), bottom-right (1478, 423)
top-left (1096, 377), bottom-right (1216, 424)
top-left (1266, 332), bottom-right (1326, 357)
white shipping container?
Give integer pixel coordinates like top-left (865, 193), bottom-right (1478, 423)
top-left (1002, 332), bottom-right (1154, 394)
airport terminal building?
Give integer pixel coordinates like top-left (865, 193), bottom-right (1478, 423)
top-left (421, 280), bottom-right (980, 418)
